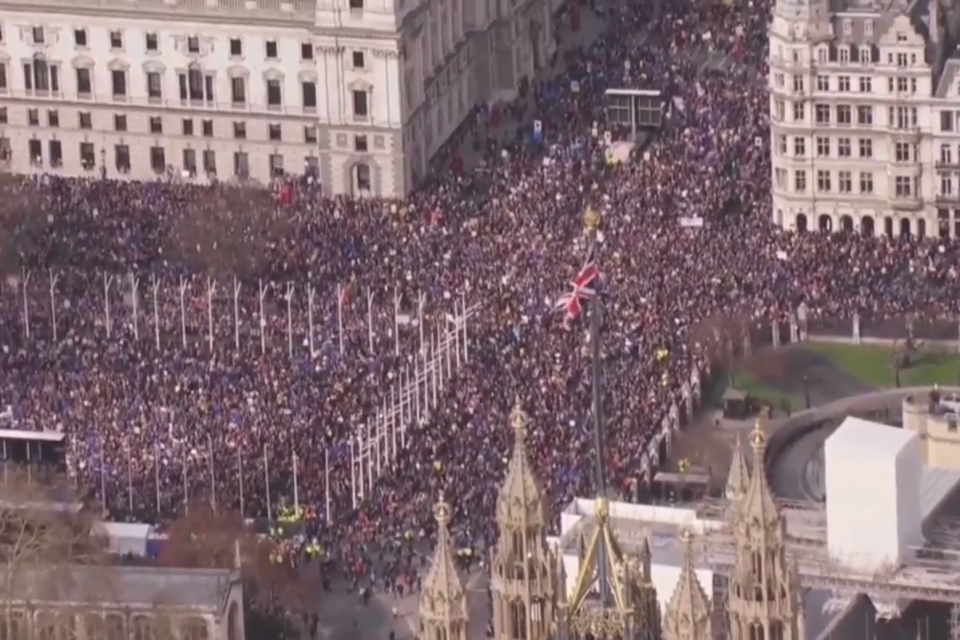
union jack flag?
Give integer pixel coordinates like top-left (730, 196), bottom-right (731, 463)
top-left (556, 260), bottom-right (600, 321)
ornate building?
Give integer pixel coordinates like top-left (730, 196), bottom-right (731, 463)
top-left (417, 416), bottom-right (806, 640)
top-left (726, 423), bottom-right (805, 640)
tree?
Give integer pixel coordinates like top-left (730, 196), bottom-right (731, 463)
top-left (158, 502), bottom-right (319, 632)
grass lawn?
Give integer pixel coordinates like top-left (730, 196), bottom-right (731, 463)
top-left (804, 341), bottom-right (960, 388)
top-left (706, 368), bottom-right (796, 411)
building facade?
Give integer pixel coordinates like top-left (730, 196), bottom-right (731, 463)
top-left (768, 0), bottom-right (960, 238)
top-left (0, 0), bottom-right (555, 197)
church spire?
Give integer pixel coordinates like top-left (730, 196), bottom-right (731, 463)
top-left (737, 420), bottom-right (779, 525)
top-left (664, 529), bottom-right (711, 640)
top-left (419, 495), bottom-right (468, 640)
top-left (726, 432), bottom-right (749, 502)
top-left (496, 398), bottom-right (545, 528)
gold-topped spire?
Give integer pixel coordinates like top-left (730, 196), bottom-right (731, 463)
top-left (737, 418), bottom-right (780, 525)
top-left (434, 493), bottom-right (452, 527)
top-left (726, 432), bottom-right (750, 502)
top-left (419, 494), bottom-right (467, 635)
top-left (664, 529), bottom-right (711, 640)
top-left (749, 417), bottom-right (767, 448)
top-left (510, 396), bottom-right (529, 438)
top-left (496, 398), bottom-right (544, 528)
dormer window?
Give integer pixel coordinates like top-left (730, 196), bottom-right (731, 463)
top-left (817, 47), bottom-right (827, 63)
top-left (843, 20), bottom-right (852, 35)
top-left (897, 31), bottom-right (907, 43)
top-left (864, 20), bottom-right (874, 36)
top-left (32, 26), bottom-right (44, 44)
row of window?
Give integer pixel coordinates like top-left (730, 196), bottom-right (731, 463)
top-left (0, 63), bottom-right (371, 117)
top-left (0, 610), bottom-right (212, 640)
top-left (777, 73), bottom-right (920, 96)
top-left (773, 41), bottom-right (916, 67)
top-left (775, 135), bottom-right (876, 159)
top-left (775, 169), bottom-right (919, 197)
top-left (21, 26), bottom-right (369, 69)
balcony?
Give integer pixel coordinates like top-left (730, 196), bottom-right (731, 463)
top-left (889, 194), bottom-right (924, 211)
top-left (886, 125), bottom-right (922, 139)
top-left (935, 160), bottom-right (960, 170)
top-left (936, 193), bottom-right (960, 204)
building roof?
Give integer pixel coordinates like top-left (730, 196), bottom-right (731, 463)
top-left (0, 565), bottom-right (237, 611)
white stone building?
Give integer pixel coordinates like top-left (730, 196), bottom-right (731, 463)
top-left (0, 0), bottom-right (556, 197)
top-left (768, 0), bottom-right (960, 237)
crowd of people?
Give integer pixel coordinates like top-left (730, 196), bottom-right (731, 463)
top-left (1, 0), bottom-right (960, 571)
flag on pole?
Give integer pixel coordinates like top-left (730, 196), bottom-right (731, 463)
top-left (555, 256), bottom-right (600, 322)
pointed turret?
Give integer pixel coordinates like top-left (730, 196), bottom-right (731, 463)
top-left (726, 432), bottom-right (750, 502)
top-left (419, 495), bottom-right (468, 640)
top-left (496, 398), bottom-right (545, 528)
top-left (490, 399), bottom-right (557, 640)
top-left (664, 529), bottom-right (711, 640)
top-left (737, 420), bottom-right (779, 525)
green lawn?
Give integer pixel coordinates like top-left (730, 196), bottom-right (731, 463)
top-left (732, 372), bottom-right (796, 409)
top-left (804, 341), bottom-right (960, 388)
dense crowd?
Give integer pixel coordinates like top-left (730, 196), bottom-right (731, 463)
top-left (2, 0), bottom-right (960, 577)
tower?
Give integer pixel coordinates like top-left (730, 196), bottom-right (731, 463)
top-left (419, 495), bottom-right (468, 640)
top-left (727, 421), bottom-right (802, 640)
top-left (490, 400), bottom-right (558, 640)
top-left (725, 433), bottom-right (749, 502)
top-left (663, 529), bottom-right (711, 640)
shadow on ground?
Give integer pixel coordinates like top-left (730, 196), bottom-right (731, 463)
top-left (740, 345), bottom-right (879, 406)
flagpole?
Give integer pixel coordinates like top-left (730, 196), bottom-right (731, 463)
top-left (292, 450), bottom-right (300, 517)
top-left (337, 284), bottom-right (344, 356)
top-left (324, 447), bottom-right (332, 523)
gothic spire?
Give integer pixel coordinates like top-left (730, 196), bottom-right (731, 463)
top-left (737, 419), bottom-right (779, 525)
top-left (420, 495), bottom-right (468, 626)
top-left (496, 398), bottom-right (545, 528)
top-left (664, 529), bottom-right (711, 640)
top-left (726, 432), bottom-right (750, 502)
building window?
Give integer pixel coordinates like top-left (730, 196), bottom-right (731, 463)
top-left (895, 176), bottom-right (913, 196)
top-left (352, 90), bottom-right (369, 118)
top-left (356, 163), bottom-right (371, 191)
top-left (233, 122), bottom-right (246, 139)
top-left (860, 172), bottom-right (873, 193)
top-left (149, 116), bottom-right (163, 134)
top-left (304, 126), bottom-right (317, 143)
top-left (203, 149), bottom-right (217, 176)
top-left (895, 142), bottom-right (911, 162)
top-left (74, 28), bottom-right (87, 47)
top-left (814, 104), bottom-right (830, 124)
top-left (187, 36), bottom-right (200, 53)
top-left (942, 111), bottom-right (955, 132)
top-left (792, 75), bottom-right (804, 92)
top-left (355, 135), bottom-right (368, 152)
top-left (111, 70), bottom-right (127, 97)
top-left (27, 109), bottom-right (39, 126)
top-left (859, 77), bottom-right (872, 93)
top-left (942, 144), bottom-right (953, 165)
top-left (857, 105), bottom-right (873, 125)
top-left (836, 105), bottom-right (851, 124)
top-left (858, 138), bottom-right (872, 158)
top-left (182, 66), bottom-right (204, 101)
top-left (794, 170), bottom-right (806, 192)
top-left (76, 68), bottom-right (91, 95)
top-left (114, 114), bottom-right (127, 132)
top-left (792, 102), bottom-right (804, 122)
top-left (349, 0), bottom-right (363, 8)
top-left (265, 40), bottom-right (278, 59)
top-left (28, 139), bottom-right (42, 167)
top-left (182, 118), bottom-right (194, 136)
top-left (146, 33), bottom-right (158, 52)
top-left (838, 170), bottom-right (852, 193)
top-left (80, 142), bottom-right (96, 170)
top-left (267, 79), bottom-right (282, 107)
top-left (0, 108), bottom-right (6, 124)
top-left (793, 137), bottom-right (805, 157)
top-left (109, 30), bottom-right (123, 49)
top-left (49, 140), bottom-right (62, 168)
top-left (774, 168), bottom-right (787, 189)
top-left (270, 153), bottom-right (284, 177)
top-left (942, 175), bottom-right (954, 196)
top-left (0, 63), bottom-right (6, 90)
top-left (47, 109), bottom-right (59, 127)
top-left (230, 38), bottom-right (242, 56)
top-left (183, 148), bottom-right (197, 176)
top-left (231, 77), bottom-right (246, 104)
top-left (147, 71), bottom-right (162, 99)
top-left (774, 100), bottom-right (785, 121)
top-left (816, 137), bottom-right (829, 157)
top-left (269, 123), bottom-right (282, 141)
top-left (78, 111), bottom-right (92, 129)
top-left (302, 81), bottom-right (317, 109)
top-left (838, 76), bottom-right (850, 92)
top-left (838, 137), bottom-right (851, 157)
top-left (115, 144), bottom-right (131, 173)
top-left (202, 119), bottom-right (213, 137)
top-left (816, 75), bottom-right (828, 91)
top-left (32, 26), bottom-right (44, 44)
top-left (353, 51), bottom-right (365, 68)
top-left (234, 151), bottom-right (249, 178)
top-left (817, 170), bottom-right (832, 192)
top-left (777, 135), bottom-right (786, 155)
top-left (301, 42), bottom-right (313, 60)
top-left (150, 146), bottom-right (166, 173)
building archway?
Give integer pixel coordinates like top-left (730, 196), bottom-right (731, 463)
top-left (796, 213), bottom-right (808, 233)
top-left (861, 216), bottom-right (875, 236)
top-left (884, 216), bottom-right (894, 237)
top-left (818, 214), bottom-right (832, 232)
top-left (900, 218), bottom-right (911, 238)
top-left (917, 218), bottom-right (927, 238)
top-left (840, 215), bottom-right (853, 232)
top-left (353, 163), bottom-right (372, 196)
top-left (775, 209), bottom-right (783, 226)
